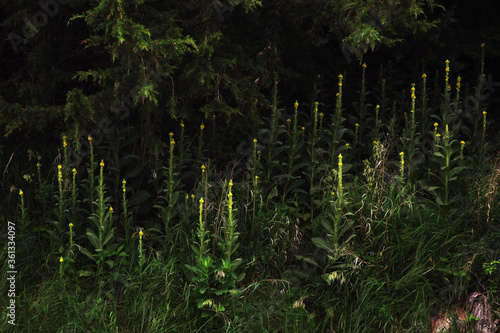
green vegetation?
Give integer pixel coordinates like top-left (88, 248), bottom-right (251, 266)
top-left (2, 56), bottom-right (500, 332)
top-left (1, 1), bottom-right (500, 332)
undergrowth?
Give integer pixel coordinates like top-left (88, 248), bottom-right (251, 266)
top-left (1, 50), bottom-right (499, 332)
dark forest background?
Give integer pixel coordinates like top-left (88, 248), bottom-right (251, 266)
top-left (1, 0), bottom-right (499, 143)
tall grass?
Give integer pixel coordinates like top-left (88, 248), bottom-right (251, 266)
top-left (2, 50), bottom-right (499, 332)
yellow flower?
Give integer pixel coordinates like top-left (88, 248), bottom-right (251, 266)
top-left (139, 230), bottom-right (144, 237)
top-left (169, 132), bottom-right (174, 137)
top-left (460, 141), bottom-right (465, 145)
top-left (434, 122), bottom-right (438, 127)
top-left (109, 207), bottom-right (113, 212)
top-left (257, 150), bottom-right (261, 154)
top-left (483, 111), bottom-right (487, 115)
top-left (122, 179), bottom-right (126, 185)
top-left (229, 180), bottom-right (233, 187)
top-left (319, 113), bottom-right (324, 117)
top-left (170, 140), bottom-right (175, 145)
top-left (72, 168), bottom-right (77, 174)
top-left (59, 257), bottom-right (64, 263)
top-left (422, 73), bottom-right (427, 78)
top-left (100, 161), bottom-right (105, 167)
top-left (228, 192), bottom-right (233, 197)
top-left (346, 143), bottom-right (349, 146)
top-left (338, 74), bottom-right (343, 78)
top-left (199, 198), bottom-right (204, 203)
top-left (19, 189), bottom-right (24, 196)
top-left (88, 135), bottom-right (92, 141)
top-left (191, 194), bottom-right (195, 199)
top-left (287, 118), bottom-right (291, 123)
top-left (200, 123), bottom-right (205, 130)
top-left (301, 127), bottom-right (305, 130)
top-left (362, 63), bottom-right (366, 68)
top-left (481, 43), bottom-right (485, 48)
top-left (253, 139), bottom-right (257, 143)
top-left (376, 105), bottom-right (380, 109)
top-left (436, 133), bottom-right (441, 138)
top-left (69, 223), bottom-right (73, 227)
top-left (37, 163), bottom-right (41, 167)
top-left (201, 165), bottom-right (206, 173)
top-left (355, 123), bottom-right (360, 127)
top-left (255, 175), bottom-right (259, 179)
top-left (294, 101), bottom-right (299, 108)
top-left (58, 164), bottom-right (62, 170)
top-left (373, 140), bottom-right (378, 145)
top-left (446, 59), bottom-right (450, 64)
top-left (400, 152), bottom-right (404, 156)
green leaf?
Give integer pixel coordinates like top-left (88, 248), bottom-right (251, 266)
top-left (339, 219), bottom-right (355, 238)
top-left (214, 288), bottom-right (228, 296)
top-left (433, 152), bottom-right (445, 158)
top-left (79, 247), bottom-right (96, 262)
top-left (86, 229), bottom-right (101, 249)
top-left (197, 299), bottom-right (207, 308)
top-left (321, 219), bottom-right (335, 234)
top-left (296, 255), bottom-right (320, 267)
top-left (291, 162), bottom-right (308, 174)
top-left (267, 186), bottom-right (278, 201)
top-left (449, 166), bottom-right (466, 177)
top-left (102, 228), bottom-right (115, 247)
top-left (78, 270), bottom-right (93, 277)
top-left (124, 162), bottom-right (145, 179)
top-left (285, 178), bottom-right (306, 194)
top-left (312, 237), bottom-right (332, 251)
top-left (236, 272), bottom-right (246, 282)
top-left (435, 196), bottom-right (446, 206)
top-left (128, 190), bottom-right (152, 207)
